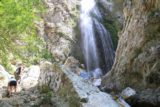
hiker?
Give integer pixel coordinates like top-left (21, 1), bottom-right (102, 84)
top-left (7, 76), bottom-right (17, 96)
top-left (14, 64), bottom-right (24, 84)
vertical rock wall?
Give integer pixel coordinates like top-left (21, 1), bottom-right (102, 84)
top-left (102, 0), bottom-right (160, 91)
top-left (37, 0), bottom-right (82, 63)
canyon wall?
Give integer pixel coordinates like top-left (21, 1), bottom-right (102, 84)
top-left (37, 0), bottom-right (82, 64)
top-left (102, 0), bottom-right (160, 91)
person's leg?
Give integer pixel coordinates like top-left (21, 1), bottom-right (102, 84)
top-left (14, 81), bottom-right (17, 92)
top-left (14, 86), bottom-right (17, 92)
top-left (12, 81), bottom-right (17, 93)
top-left (9, 86), bottom-right (13, 96)
top-left (7, 84), bottom-right (11, 96)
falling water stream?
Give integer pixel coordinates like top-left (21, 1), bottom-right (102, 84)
top-left (80, 0), bottom-right (115, 75)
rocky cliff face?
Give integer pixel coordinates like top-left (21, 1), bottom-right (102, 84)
top-left (102, 0), bottom-right (160, 91)
top-left (37, 0), bottom-right (82, 63)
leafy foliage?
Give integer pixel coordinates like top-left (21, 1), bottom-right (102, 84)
top-left (103, 17), bottom-right (119, 50)
top-left (0, 0), bottom-right (52, 71)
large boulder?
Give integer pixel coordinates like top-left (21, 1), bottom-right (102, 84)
top-left (38, 62), bottom-right (128, 107)
top-left (0, 65), bottom-right (11, 87)
top-left (20, 65), bottom-right (40, 89)
top-left (121, 87), bottom-right (136, 99)
top-left (126, 88), bottom-right (160, 107)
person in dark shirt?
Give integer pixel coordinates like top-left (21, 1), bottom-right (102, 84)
top-left (7, 77), bottom-right (17, 96)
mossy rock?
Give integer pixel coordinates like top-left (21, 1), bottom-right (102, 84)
top-left (39, 62), bottom-right (81, 107)
top-left (58, 74), bottom-right (80, 107)
top-left (103, 17), bottom-right (119, 50)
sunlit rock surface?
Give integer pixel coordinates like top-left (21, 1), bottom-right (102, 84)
top-left (20, 65), bottom-right (40, 89)
top-left (37, 0), bottom-right (82, 63)
top-left (38, 62), bottom-right (130, 107)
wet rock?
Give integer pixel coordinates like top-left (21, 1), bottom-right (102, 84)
top-left (117, 98), bottom-right (130, 107)
top-left (92, 78), bottom-right (102, 87)
top-left (126, 88), bottom-right (160, 107)
top-left (92, 68), bottom-right (102, 79)
top-left (38, 62), bottom-right (128, 107)
top-left (121, 87), bottom-right (136, 99)
top-left (82, 92), bottom-right (119, 107)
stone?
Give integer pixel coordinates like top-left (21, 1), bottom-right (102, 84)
top-left (20, 77), bottom-right (38, 89)
top-left (0, 101), bottom-right (12, 107)
top-left (92, 78), bottom-right (102, 87)
top-left (121, 87), bottom-right (136, 99)
top-left (27, 65), bottom-right (40, 79)
top-left (79, 71), bottom-right (91, 80)
top-left (117, 98), bottom-right (130, 107)
top-left (126, 88), bottom-right (160, 107)
top-left (38, 62), bottom-right (129, 107)
top-left (64, 56), bottom-right (82, 74)
top-left (38, 62), bottom-right (63, 92)
top-left (20, 65), bottom-right (40, 89)
top-left (30, 95), bottom-right (38, 101)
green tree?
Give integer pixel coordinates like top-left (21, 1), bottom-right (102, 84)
top-left (0, 0), bottom-right (46, 71)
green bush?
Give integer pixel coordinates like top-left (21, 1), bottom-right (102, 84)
top-left (41, 91), bottom-right (53, 104)
top-left (0, 0), bottom-right (48, 71)
top-left (103, 17), bottom-right (119, 49)
top-left (41, 49), bottom-right (53, 62)
top-left (39, 85), bottom-right (53, 105)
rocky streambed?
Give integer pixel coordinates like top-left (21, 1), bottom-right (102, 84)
top-left (0, 60), bottom-right (131, 107)
top-left (1, 59), bottom-right (159, 107)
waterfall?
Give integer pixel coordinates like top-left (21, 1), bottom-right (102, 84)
top-left (80, 0), bottom-right (99, 72)
top-left (94, 19), bottom-right (115, 72)
top-left (80, 0), bottom-right (115, 74)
